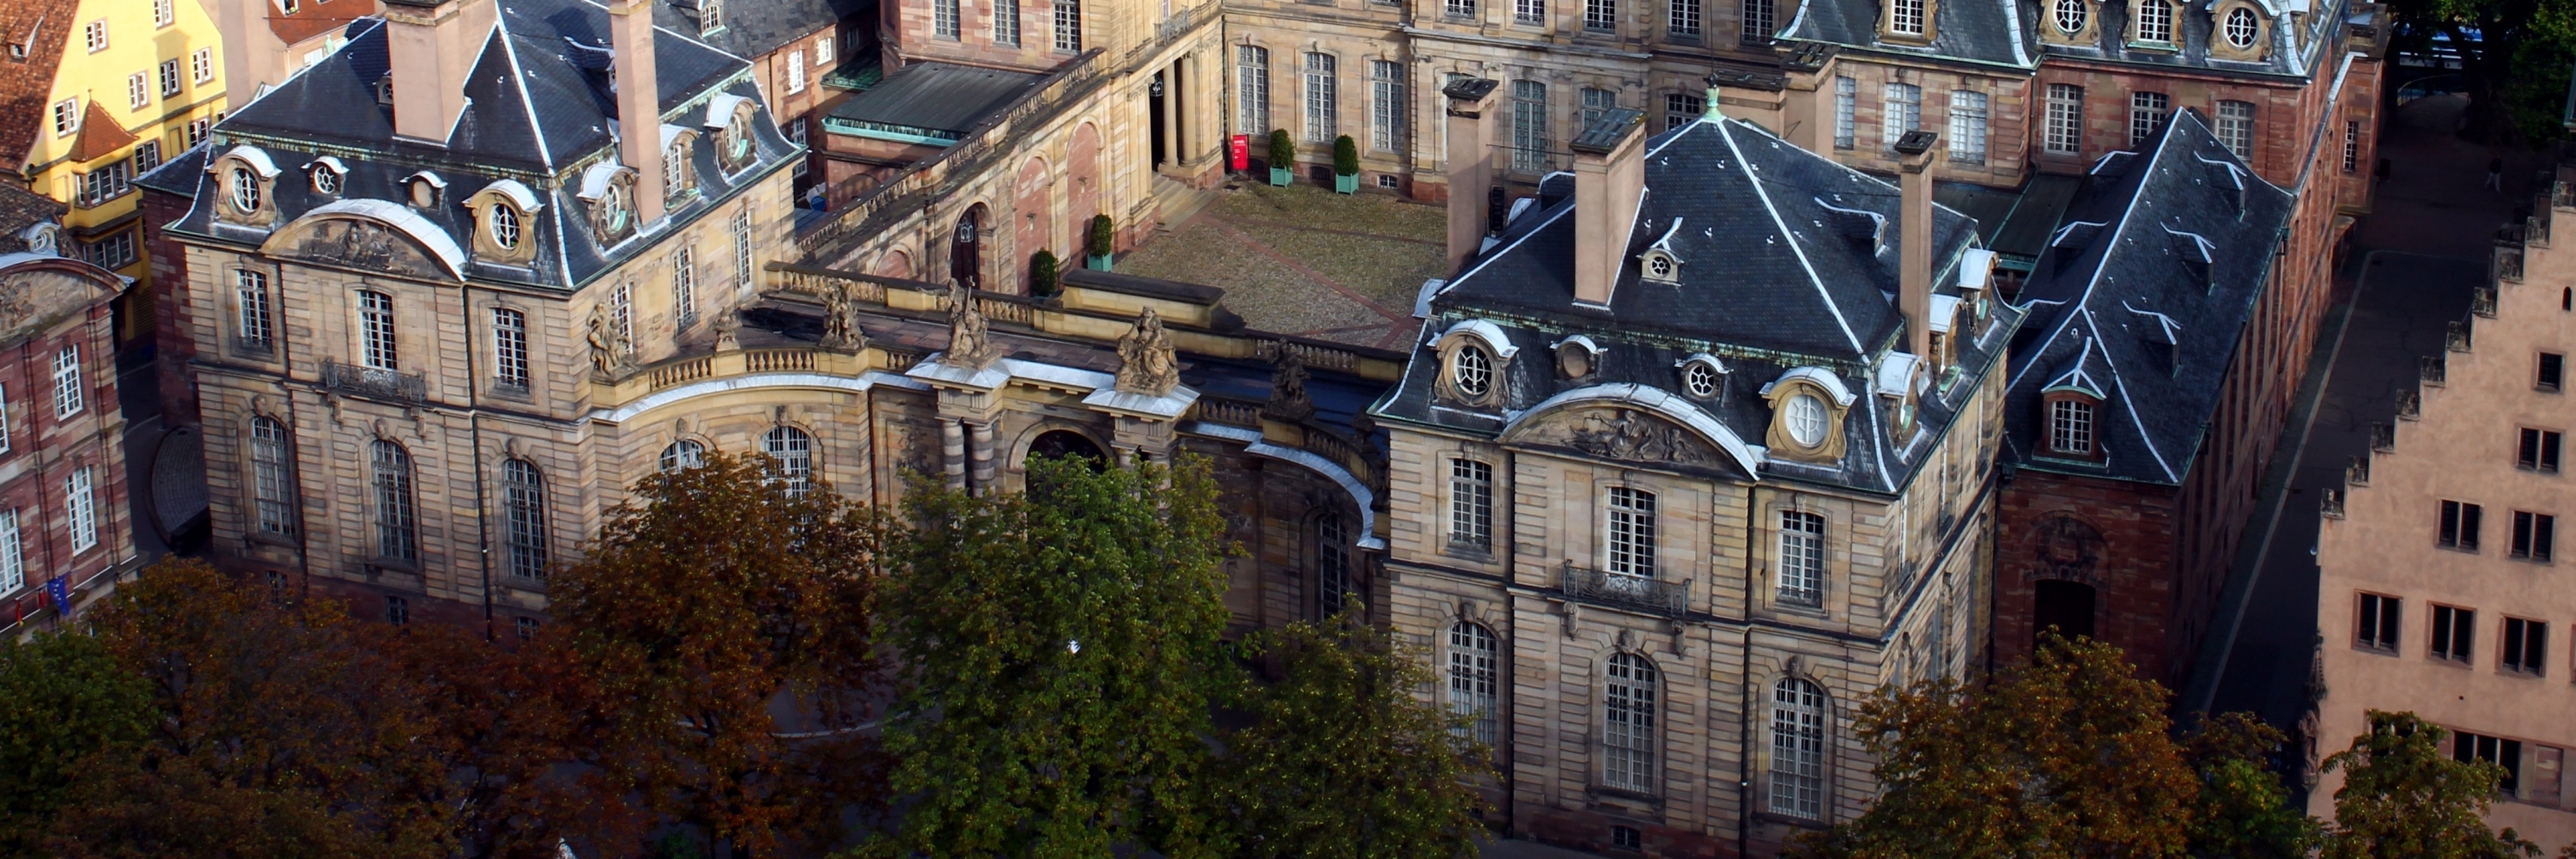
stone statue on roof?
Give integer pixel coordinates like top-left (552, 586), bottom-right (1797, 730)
top-left (713, 306), bottom-right (742, 351)
top-left (944, 277), bottom-right (998, 369)
top-left (586, 304), bottom-right (630, 377)
top-left (1115, 308), bottom-right (1179, 397)
top-left (819, 282), bottom-right (866, 351)
top-left (1264, 345), bottom-right (1314, 420)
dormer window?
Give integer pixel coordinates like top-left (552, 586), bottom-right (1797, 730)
top-left (2049, 397), bottom-right (2096, 455)
top-left (2051, 0), bottom-right (2085, 33)
top-left (490, 206), bottom-right (521, 250)
top-left (706, 96), bottom-right (761, 174)
top-left (702, 0), bottom-right (724, 30)
top-left (1676, 353), bottom-right (1728, 399)
top-left (1454, 345), bottom-right (1492, 397)
top-left (1889, 0), bottom-right (1925, 35)
top-left (1784, 394), bottom-right (1827, 446)
top-left (665, 141), bottom-right (691, 198)
top-left (2224, 7), bottom-right (2257, 47)
top-left (311, 166), bottom-right (338, 195)
top-left (1637, 217), bottom-right (1687, 283)
top-left (405, 171), bottom-right (447, 208)
top-left (601, 183), bottom-right (630, 235)
top-left (1761, 369), bottom-right (1855, 461)
top-left (467, 180), bottom-right (544, 265)
top-left (209, 145), bottom-right (282, 227)
top-left (1554, 335), bottom-right (1602, 379)
top-left (1433, 319), bottom-right (1516, 408)
top-left (229, 168), bottom-right (262, 214)
top-left (1646, 253), bottom-right (1676, 279)
top-left (578, 163), bottom-right (638, 244)
top-left (2134, 0), bottom-right (2173, 43)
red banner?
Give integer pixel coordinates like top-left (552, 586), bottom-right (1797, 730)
top-left (1229, 135), bottom-right (1249, 172)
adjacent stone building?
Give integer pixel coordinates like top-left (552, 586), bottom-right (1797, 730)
top-left (2309, 166), bottom-right (2576, 845)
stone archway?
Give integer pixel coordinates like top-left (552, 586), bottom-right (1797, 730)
top-left (1066, 123), bottom-right (1102, 257)
top-left (949, 203), bottom-right (987, 287)
top-left (872, 248), bottom-right (914, 279)
top-left (1012, 156), bottom-right (1053, 295)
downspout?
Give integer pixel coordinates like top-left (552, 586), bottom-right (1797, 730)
top-left (465, 289), bottom-right (495, 641)
top-left (1501, 444), bottom-right (1518, 837)
top-left (1739, 483), bottom-right (1759, 858)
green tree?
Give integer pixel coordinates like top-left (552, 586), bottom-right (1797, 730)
top-left (1214, 608), bottom-right (1490, 859)
top-left (2320, 710), bottom-right (2538, 859)
top-left (860, 454), bottom-right (1232, 859)
top-left (0, 632), bottom-right (154, 856)
top-left (2184, 713), bottom-right (2322, 858)
top-left (2385, 0), bottom-right (2576, 142)
top-left (550, 452), bottom-right (884, 859)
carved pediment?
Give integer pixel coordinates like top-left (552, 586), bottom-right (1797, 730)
top-left (0, 266), bottom-right (116, 346)
top-left (1514, 406), bottom-right (1719, 466)
top-left (265, 216), bottom-right (449, 280)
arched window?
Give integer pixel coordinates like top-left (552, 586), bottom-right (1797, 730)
top-left (1026, 429), bottom-right (1106, 465)
top-left (250, 416), bottom-right (296, 536)
top-left (764, 426), bottom-right (813, 497)
top-left (659, 439), bottom-right (706, 472)
top-left (371, 440), bottom-right (417, 562)
top-left (1603, 652), bottom-right (1658, 791)
top-left (1448, 621), bottom-right (1500, 745)
top-left (2051, 0), bottom-right (2085, 32)
top-left (2223, 6), bottom-right (2258, 46)
top-left (228, 167), bottom-right (261, 214)
top-left (1313, 511), bottom-right (1350, 618)
top-left (1770, 677), bottom-right (1827, 819)
top-left (504, 458), bottom-right (549, 580)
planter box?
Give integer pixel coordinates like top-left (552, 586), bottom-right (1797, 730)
top-left (1269, 168), bottom-right (1292, 187)
top-left (1334, 174), bottom-right (1358, 194)
top-left (1085, 254), bottom-right (1113, 271)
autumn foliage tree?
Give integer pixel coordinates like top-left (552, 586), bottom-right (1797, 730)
top-left (549, 452), bottom-right (883, 859)
top-left (0, 632), bottom-right (153, 857)
top-left (2320, 710), bottom-right (2542, 859)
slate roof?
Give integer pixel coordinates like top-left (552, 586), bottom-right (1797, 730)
top-left (0, 182), bottom-right (65, 254)
top-left (661, 0), bottom-right (866, 64)
top-left (826, 63), bottom-right (1044, 139)
top-left (1783, 0), bottom-right (2351, 79)
top-left (163, 0), bottom-right (799, 292)
top-left (0, 0), bottom-right (82, 172)
top-left (1937, 174), bottom-right (2081, 270)
top-left (1777, 0), bottom-right (2035, 67)
top-left (2042, 0), bottom-right (2350, 78)
top-left (2001, 108), bottom-right (2295, 484)
top-left (1374, 113), bottom-right (2024, 497)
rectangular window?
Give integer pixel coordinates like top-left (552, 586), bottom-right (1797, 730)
top-left (732, 208), bottom-right (754, 286)
top-left (1581, 88), bottom-right (1618, 129)
top-left (52, 100), bottom-right (78, 137)
top-left (76, 161), bottom-right (131, 208)
top-left (1236, 46), bottom-right (1270, 135)
top-left (1516, 0), bottom-right (1545, 23)
top-left (1370, 61), bottom-right (1406, 154)
top-left (1603, 654), bottom-right (1657, 790)
top-left (51, 345), bottom-right (82, 419)
top-left (85, 20), bottom-right (106, 52)
top-left (2216, 100), bottom-right (2254, 159)
top-left (516, 616), bottom-right (542, 641)
top-left (250, 417), bottom-right (295, 535)
top-left (817, 36), bottom-right (833, 61)
top-left (2431, 605), bottom-right (2475, 662)
top-left (1584, 0), bottom-right (1615, 31)
top-left (611, 283), bottom-right (635, 348)
top-left (2511, 511), bottom-right (2555, 562)
top-left (185, 117), bottom-right (210, 147)
top-left (2540, 353), bottom-right (2564, 392)
top-left (128, 72), bottom-right (149, 111)
top-left (2355, 593), bottom-right (2399, 652)
top-left (1510, 79), bottom-right (1548, 174)
top-left (359, 290), bottom-right (398, 371)
top-left (1948, 90), bottom-right (1988, 164)
top-left (1303, 53), bottom-right (1337, 143)
top-left (0, 385), bottom-right (12, 453)
top-left (1742, 0), bottom-right (1775, 42)
top-left (2456, 732), bottom-right (2523, 794)
top-left (1770, 679), bottom-right (1826, 818)
top-left (133, 140), bottom-right (161, 174)
top-left (65, 466), bottom-right (95, 553)
top-left (493, 308), bottom-right (530, 388)
top-left (2342, 120), bottom-right (2360, 172)
top-left (2520, 429), bottom-right (2563, 473)
top-left (2504, 618), bottom-right (2549, 675)
top-left (1053, 0), bottom-right (1081, 52)
top-left (1606, 486), bottom-right (1656, 578)
top-left (2050, 399), bottom-right (2094, 454)
top-left (672, 247), bottom-right (697, 327)
top-left (155, 0), bottom-right (174, 27)
top-left (386, 595), bottom-right (410, 625)
top-left (1446, 0), bottom-right (1474, 15)
top-left (191, 48), bottom-right (214, 83)
top-left (2439, 500), bottom-right (2482, 550)
top-left (787, 50), bottom-right (805, 93)
top-left (2045, 83), bottom-right (2085, 154)
top-left (1890, 0), bottom-right (1923, 34)
top-left (235, 270), bottom-right (273, 349)
top-left (1883, 82), bottom-right (1922, 149)
top-left (2129, 91), bottom-right (2170, 146)
top-left (1832, 76), bottom-right (1855, 149)
top-left (1669, 0), bottom-right (1700, 36)
top-left (79, 231), bottom-right (134, 270)
top-left (159, 59), bottom-right (181, 98)
top-left (1665, 92), bottom-right (1704, 131)
top-left (1777, 510), bottom-right (1826, 604)
top-left (995, 0), bottom-right (1019, 45)
top-left (933, 0), bottom-right (959, 37)
top-left (1450, 459), bottom-right (1492, 549)
top-left (1447, 622), bottom-right (1499, 745)
top-left (0, 510), bottom-right (21, 594)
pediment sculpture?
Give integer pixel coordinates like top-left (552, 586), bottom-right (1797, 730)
top-left (1519, 407), bottom-right (1716, 466)
top-left (944, 277), bottom-right (998, 369)
top-left (1114, 308), bottom-right (1179, 397)
top-left (287, 217), bottom-right (444, 280)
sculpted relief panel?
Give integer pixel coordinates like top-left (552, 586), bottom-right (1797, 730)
top-left (0, 269), bottom-right (112, 347)
top-left (1514, 407), bottom-right (1720, 467)
top-left (271, 217), bottom-right (449, 281)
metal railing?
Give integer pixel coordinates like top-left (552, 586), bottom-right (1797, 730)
top-left (320, 358), bottom-right (425, 404)
top-left (1560, 563), bottom-right (1690, 617)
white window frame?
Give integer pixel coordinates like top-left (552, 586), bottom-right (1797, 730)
top-left (66, 466), bottom-right (96, 554)
top-left (2044, 83), bottom-right (2084, 154)
top-left (1606, 486), bottom-right (1656, 578)
top-left (933, 0), bottom-right (960, 38)
top-left (1584, 0), bottom-right (1616, 31)
top-left (1370, 60), bottom-right (1406, 154)
top-left (1450, 458), bottom-right (1493, 548)
top-left (1669, 0), bottom-right (1701, 37)
top-left (504, 458), bottom-right (550, 580)
top-left (1665, 92), bottom-right (1705, 131)
top-left (1889, 0), bottom-right (1924, 34)
top-left (660, 439), bottom-right (707, 472)
top-left (1510, 80), bottom-right (1548, 174)
top-left (1769, 678), bottom-right (1827, 819)
top-left (1742, 0), bottom-right (1775, 42)
top-left (358, 290), bottom-right (398, 371)
top-left (192, 48), bottom-right (215, 83)
top-left (787, 50), bottom-right (805, 93)
top-left (1516, 0), bottom-right (1546, 23)
top-left (1303, 52), bottom-right (1337, 144)
top-left (1236, 46), bottom-right (1271, 135)
top-left (995, 0), bottom-right (1020, 45)
top-left (2223, 6), bottom-right (2257, 47)
top-left (85, 20), bottom-right (107, 53)
top-left (1947, 89), bottom-right (1988, 164)
top-left (1448, 621), bottom-right (1500, 746)
top-left (155, 0), bottom-right (174, 27)
top-left (1777, 510), bottom-right (1826, 604)
top-left (52, 345), bottom-right (82, 419)
top-left (251, 415), bottom-right (296, 535)
top-left (765, 425), bottom-right (814, 497)
top-left (1053, 0), bottom-right (1081, 52)
top-left (52, 100), bottom-right (79, 138)
top-left (2050, 398), bottom-right (2095, 454)
top-left (2215, 100), bottom-right (2254, 159)
top-left (0, 510), bottom-right (21, 594)
top-left (493, 307), bottom-right (531, 388)
top-left (0, 385), bottom-right (12, 453)
top-left (237, 270), bottom-right (273, 349)
top-left (1832, 76), bottom-right (1856, 149)
top-left (1882, 82), bottom-right (1922, 150)
top-left (129, 72), bottom-right (149, 111)
top-left (672, 246), bottom-right (697, 328)
top-left (2134, 0), bottom-right (2172, 42)
top-left (1603, 652), bottom-right (1659, 791)
top-left (372, 440), bottom-right (417, 562)
top-left (2129, 91), bottom-right (2169, 146)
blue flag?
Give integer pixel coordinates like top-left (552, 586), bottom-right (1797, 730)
top-left (46, 577), bottom-right (68, 612)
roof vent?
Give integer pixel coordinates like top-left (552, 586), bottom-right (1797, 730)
top-left (1536, 171), bottom-right (1576, 209)
top-left (2050, 221), bottom-right (2105, 275)
top-left (2166, 225), bottom-right (2215, 289)
top-left (1815, 197), bottom-right (1887, 256)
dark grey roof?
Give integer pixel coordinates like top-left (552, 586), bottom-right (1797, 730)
top-left (165, 0), bottom-right (799, 292)
top-left (825, 63), bottom-right (1043, 139)
top-left (2002, 109), bottom-right (2296, 484)
top-left (661, 0), bottom-right (866, 64)
top-left (1373, 113), bottom-right (2025, 497)
top-left (1937, 174), bottom-right (2080, 269)
top-left (1777, 0), bottom-right (2035, 67)
top-left (134, 140), bottom-right (211, 197)
top-left (2038, 0), bottom-right (2349, 79)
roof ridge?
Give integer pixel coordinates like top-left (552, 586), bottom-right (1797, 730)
top-left (492, 13), bottom-right (557, 170)
top-left (1715, 117), bottom-right (1862, 353)
top-left (2006, 114), bottom-right (2196, 392)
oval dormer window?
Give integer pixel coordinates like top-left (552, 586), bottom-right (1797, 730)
top-left (229, 168), bottom-right (261, 214)
top-left (312, 167), bottom-right (339, 195)
top-left (727, 125), bottom-right (752, 162)
top-left (1686, 362), bottom-right (1719, 398)
top-left (2052, 0), bottom-right (2085, 32)
top-left (1785, 393), bottom-right (1828, 447)
top-left (602, 183), bottom-right (630, 235)
top-left (1454, 344), bottom-right (1493, 397)
top-left (490, 205), bottom-right (521, 251)
top-left (2224, 7), bottom-right (2257, 47)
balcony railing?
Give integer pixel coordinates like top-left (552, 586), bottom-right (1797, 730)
top-left (1560, 563), bottom-right (1690, 617)
top-left (1188, 396), bottom-right (1262, 428)
top-left (320, 358), bottom-right (426, 404)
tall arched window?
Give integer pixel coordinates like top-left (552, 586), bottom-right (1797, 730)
top-left (1603, 652), bottom-right (1658, 791)
top-left (659, 439), bottom-right (706, 472)
top-left (764, 426), bottom-right (813, 497)
top-left (249, 416), bottom-right (296, 536)
top-left (371, 440), bottom-right (417, 562)
top-left (1770, 677), bottom-right (1827, 819)
top-left (504, 458), bottom-right (549, 580)
top-left (1448, 621), bottom-right (1500, 745)
top-left (1314, 512), bottom-right (1351, 618)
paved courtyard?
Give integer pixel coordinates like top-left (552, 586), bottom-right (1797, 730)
top-left (1118, 181), bottom-right (1447, 350)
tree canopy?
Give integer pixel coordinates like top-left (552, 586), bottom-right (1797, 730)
top-left (2319, 710), bottom-right (2541, 859)
top-left (2385, 0), bottom-right (2576, 143)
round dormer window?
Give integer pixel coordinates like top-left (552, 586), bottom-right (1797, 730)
top-left (1453, 344), bottom-right (1493, 397)
top-left (1785, 393), bottom-right (1828, 447)
top-left (726, 125), bottom-right (752, 161)
top-left (2052, 0), bottom-right (2086, 32)
top-left (312, 167), bottom-right (339, 195)
top-left (601, 183), bottom-right (630, 235)
top-left (2224, 7), bottom-right (2257, 47)
top-left (1649, 255), bottom-right (1674, 278)
top-left (1685, 362), bottom-right (1719, 398)
top-left (489, 204), bottom-right (521, 250)
top-left (228, 168), bottom-right (261, 214)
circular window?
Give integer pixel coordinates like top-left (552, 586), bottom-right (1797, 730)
top-left (228, 168), bottom-right (260, 214)
top-left (601, 183), bottom-right (629, 234)
top-left (2223, 7), bottom-right (2257, 47)
top-left (1685, 362), bottom-right (1718, 398)
top-left (2052, 0), bottom-right (2086, 33)
top-left (490, 204), bottom-right (521, 250)
top-left (1649, 255), bottom-right (1674, 278)
top-left (727, 125), bottom-right (752, 161)
top-left (1453, 344), bottom-right (1493, 398)
top-left (1785, 393), bottom-right (1828, 447)
top-left (312, 168), bottom-right (338, 195)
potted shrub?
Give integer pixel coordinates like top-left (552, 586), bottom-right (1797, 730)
top-left (1030, 249), bottom-right (1060, 296)
top-left (1086, 214), bottom-right (1115, 271)
top-left (1333, 135), bottom-right (1360, 194)
top-left (1267, 130), bottom-right (1295, 187)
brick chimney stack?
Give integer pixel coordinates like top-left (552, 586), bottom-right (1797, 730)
top-left (1569, 107), bottom-right (1646, 308)
top-left (609, 0), bottom-right (665, 223)
top-left (1442, 77), bottom-right (1500, 273)
top-left (382, 0), bottom-right (495, 144)
top-left (1893, 130), bottom-right (1938, 359)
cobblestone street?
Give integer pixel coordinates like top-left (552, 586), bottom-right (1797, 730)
top-left (1118, 182), bottom-right (1446, 350)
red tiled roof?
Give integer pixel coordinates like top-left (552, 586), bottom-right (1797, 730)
top-left (0, 0), bottom-right (82, 174)
top-left (68, 100), bottom-right (136, 164)
top-left (270, 0), bottom-right (380, 47)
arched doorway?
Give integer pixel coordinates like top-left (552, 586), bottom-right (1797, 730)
top-left (950, 203), bottom-right (987, 287)
top-left (1026, 429), bottom-right (1107, 465)
top-left (2032, 579), bottom-right (2097, 646)
top-left (1012, 157), bottom-right (1052, 295)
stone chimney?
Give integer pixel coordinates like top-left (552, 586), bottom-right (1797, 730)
top-left (1893, 130), bottom-right (1938, 359)
top-left (1569, 107), bottom-right (1646, 308)
top-left (609, 0), bottom-right (665, 223)
top-left (1441, 77), bottom-right (1499, 273)
top-left (381, 0), bottom-right (495, 144)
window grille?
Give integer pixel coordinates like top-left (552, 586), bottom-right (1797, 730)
top-left (765, 426), bottom-right (813, 497)
top-left (1882, 83), bottom-right (1921, 149)
top-left (1603, 652), bottom-right (1658, 790)
top-left (251, 416), bottom-right (296, 535)
top-left (2129, 91), bottom-right (2170, 146)
top-left (1665, 93), bottom-right (1704, 131)
top-left (1777, 511), bottom-right (1825, 604)
top-left (2135, 0), bottom-right (2172, 41)
top-left (493, 308), bottom-right (530, 388)
top-left (51, 346), bottom-right (81, 418)
top-left (1890, 0), bottom-right (1923, 34)
top-left (2215, 101), bottom-right (2254, 158)
top-left (505, 459), bottom-right (550, 579)
top-left (1769, 678), bottom-right (1826, 818)
top-left (1741, 0), bottom-right (1774, 42)
top-left (1303, 53), bottom-right (1338, 143)
top-left (1448, 622), bottom-right (1500, 745)
top-left (1584, 0), bottom-right (1615, 31)
top-left (1510, 80), bottom-right (1549, 174)
top-left (1236, 46), bottom-right (1271, 135)
top-left (359, 290), bottom-right (398, 371)
top-left (373, 440), bottom-right (417, 561)
top-left (2044, 83), bottom-right (2084, 154)
top-left (1451, 459), bottom-right (1493, 547)
top-left (1833, 77), bottom-right (1856, 149)
top-left (1948, 90), bottom-right (1988, 163)
top-left (237, 271), bottom-right (273, 349)
top-left (1607, 487), bottom-right (1656, 578)
top-left (65, 467), bottom-right (95, 553)
top-left (1669, 0), bottom-right (1700, 36)
top-left (2050, 399), bottom-right (2094, 454)
top-left (1314, 512), bottom-right (1351, 617)
top-left (1054, 0), bottom-right (1081, 52)
top-left (1370, 61), bottom-right (1406, 153)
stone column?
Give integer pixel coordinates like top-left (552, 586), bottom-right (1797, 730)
top-left (1176, 55), bottom-right (1197, 164)
top-left (942, 419), bottom-right (968, 490)
top-left (1158, 68), bottom-right (1180, 174)
top-left (969, 420), bottom-right (999, 494)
